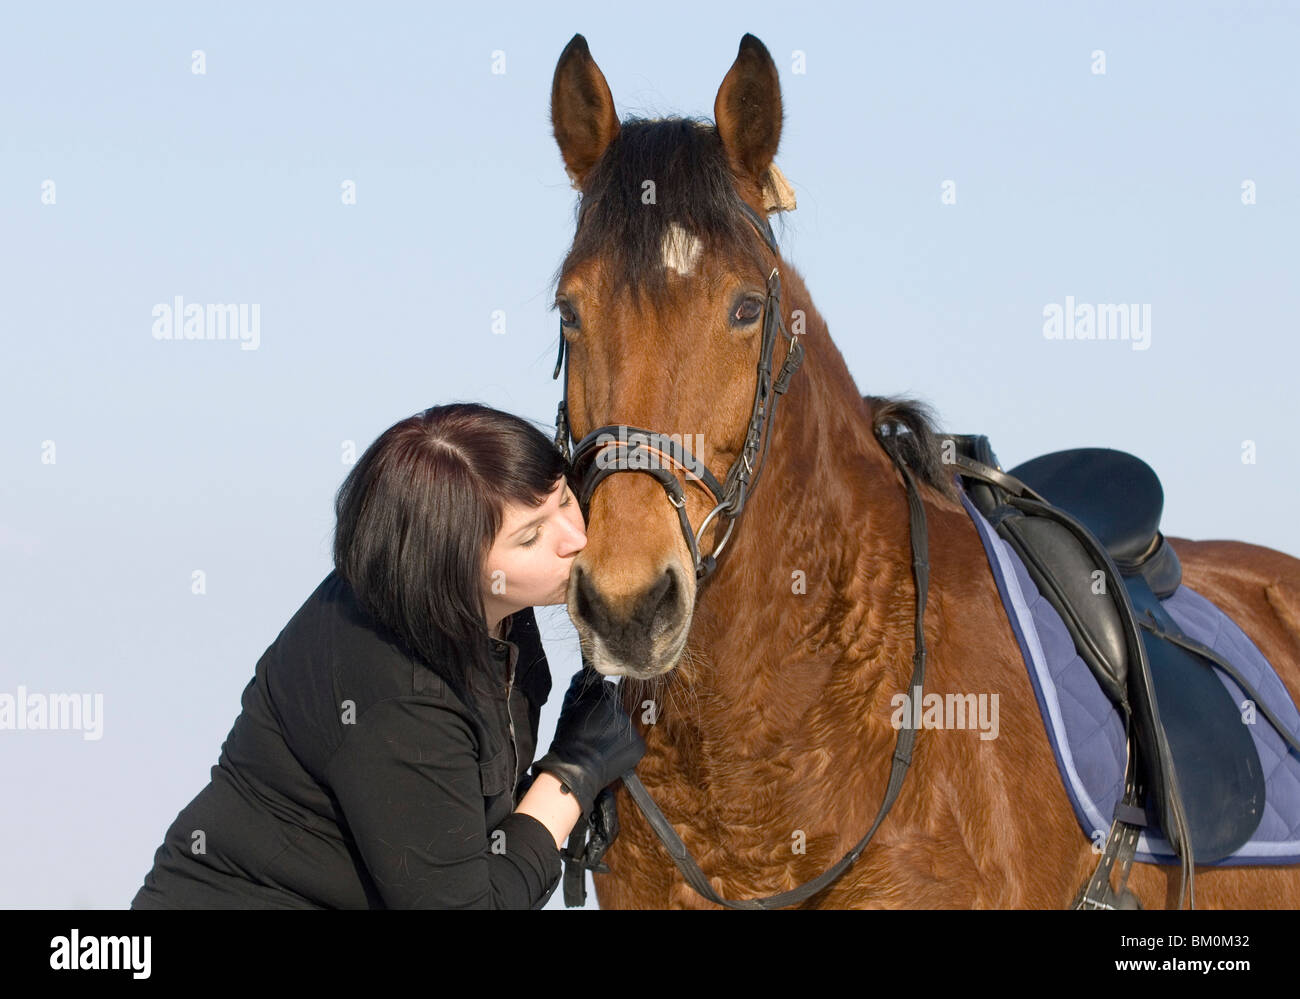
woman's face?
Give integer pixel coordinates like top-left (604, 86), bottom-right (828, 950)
top-left (481, 476), bottom-right (587, 622)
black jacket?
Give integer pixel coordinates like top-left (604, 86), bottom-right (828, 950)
top-left (130, 570), bottom-right (561, 909)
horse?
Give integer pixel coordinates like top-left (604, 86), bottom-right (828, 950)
top-left (546, 32), bottom-right (1300, 908)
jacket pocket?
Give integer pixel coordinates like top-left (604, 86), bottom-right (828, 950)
top-left (478, 744), bottom-right (510, 799)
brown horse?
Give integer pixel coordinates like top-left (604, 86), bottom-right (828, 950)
top-left (547, 33), bottom-right (1300, 908)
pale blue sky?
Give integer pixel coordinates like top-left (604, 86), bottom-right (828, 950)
top-left (2, 1), bottom-right (1297, 909)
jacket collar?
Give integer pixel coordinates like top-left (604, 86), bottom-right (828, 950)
top-left (489, 634), bottom-right (519, 677)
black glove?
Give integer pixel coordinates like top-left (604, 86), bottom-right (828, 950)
top-left (532, 666), bottom-right (646, 817)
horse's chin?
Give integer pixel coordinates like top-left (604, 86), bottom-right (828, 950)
top-left (582, 627), bottom-right (688, 679)
top-left (591, 661), bottom-right (677, 680)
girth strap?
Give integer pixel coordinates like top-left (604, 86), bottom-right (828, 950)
top-left (1073, 729), bottom-right (1145, 910)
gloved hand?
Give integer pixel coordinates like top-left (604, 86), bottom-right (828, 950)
top-left (532, 666), bottom-right (646, 817)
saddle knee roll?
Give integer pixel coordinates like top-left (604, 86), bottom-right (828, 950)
top-left (995, 510), bottom-right (1130, 709)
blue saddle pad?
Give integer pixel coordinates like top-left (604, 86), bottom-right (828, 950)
top-left (956, 480), bottom-right (1300, 865)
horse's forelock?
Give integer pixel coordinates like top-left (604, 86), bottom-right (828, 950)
top-left (555, 116), bottom-right (770, 311)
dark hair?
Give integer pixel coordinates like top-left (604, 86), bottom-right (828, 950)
top-left (333, 402), bottom-right (570, 720)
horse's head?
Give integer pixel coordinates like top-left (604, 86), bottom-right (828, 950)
top-left (549, 34), bottom-right (802, 679)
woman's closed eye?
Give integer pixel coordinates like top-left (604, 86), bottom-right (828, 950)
top-left (520, 494), bottom-right (573, 548)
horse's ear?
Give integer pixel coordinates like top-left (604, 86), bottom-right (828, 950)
top-left (550, 34), bottom-right (620, 191)
top-left (713, 34), bottom-right (785, 191)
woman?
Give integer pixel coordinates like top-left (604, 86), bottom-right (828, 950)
top-left (130, 403), bottom-right (645, 909)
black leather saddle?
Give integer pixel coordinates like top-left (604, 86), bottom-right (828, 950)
top-left (949, 436), bottom-right (1265, 872)
top-left (1006, 447), bottom-right (1264, 862)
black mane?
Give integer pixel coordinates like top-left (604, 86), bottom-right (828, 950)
top-left (869, 396), bottom-right (960, 502)
top-left (553, 117), bottom-right (770, 311)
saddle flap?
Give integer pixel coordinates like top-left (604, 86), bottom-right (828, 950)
top-left (1126, 575), bottom-right (1266, 861)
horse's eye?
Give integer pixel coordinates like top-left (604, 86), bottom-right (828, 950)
top-left (733, 298), bottom-right (763, 325)
top-left (558, 301), bottom-right (579, 328)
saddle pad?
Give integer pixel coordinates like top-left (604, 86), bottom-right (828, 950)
top-left (955, 481), bottom-right (1300, 865)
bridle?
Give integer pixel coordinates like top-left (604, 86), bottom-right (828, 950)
top-left (550, 194), bottom-right (934, 909)
top-left (551, 199), bottom-right (805, 582)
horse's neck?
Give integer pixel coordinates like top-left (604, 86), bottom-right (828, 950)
top-left (663, 303), bottom-right (917, 756)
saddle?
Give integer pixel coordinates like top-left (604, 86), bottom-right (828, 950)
top-left (948, 435), bottom-right (1267, 908)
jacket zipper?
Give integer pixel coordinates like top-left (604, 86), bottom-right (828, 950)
top-left (503, 647), bottom-right (519, 801)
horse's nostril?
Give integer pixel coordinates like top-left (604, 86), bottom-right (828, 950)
top-left (572, 562), bottom-right (685, 643)
top-left (574, 565), bottom-right (598, 622)
top-left (644, 566), bottom-right (683, 639)
top-left (661, 566), bottom-right (680, 608)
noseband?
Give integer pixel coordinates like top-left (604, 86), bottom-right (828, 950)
top-left (551, 200), bottom-right (805, 581)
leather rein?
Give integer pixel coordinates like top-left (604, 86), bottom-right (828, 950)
top-left (551, 199), bottom-right (933, 908)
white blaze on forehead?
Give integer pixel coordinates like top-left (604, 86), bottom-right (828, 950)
top-left (661, 222), bottom-right (703, 276)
